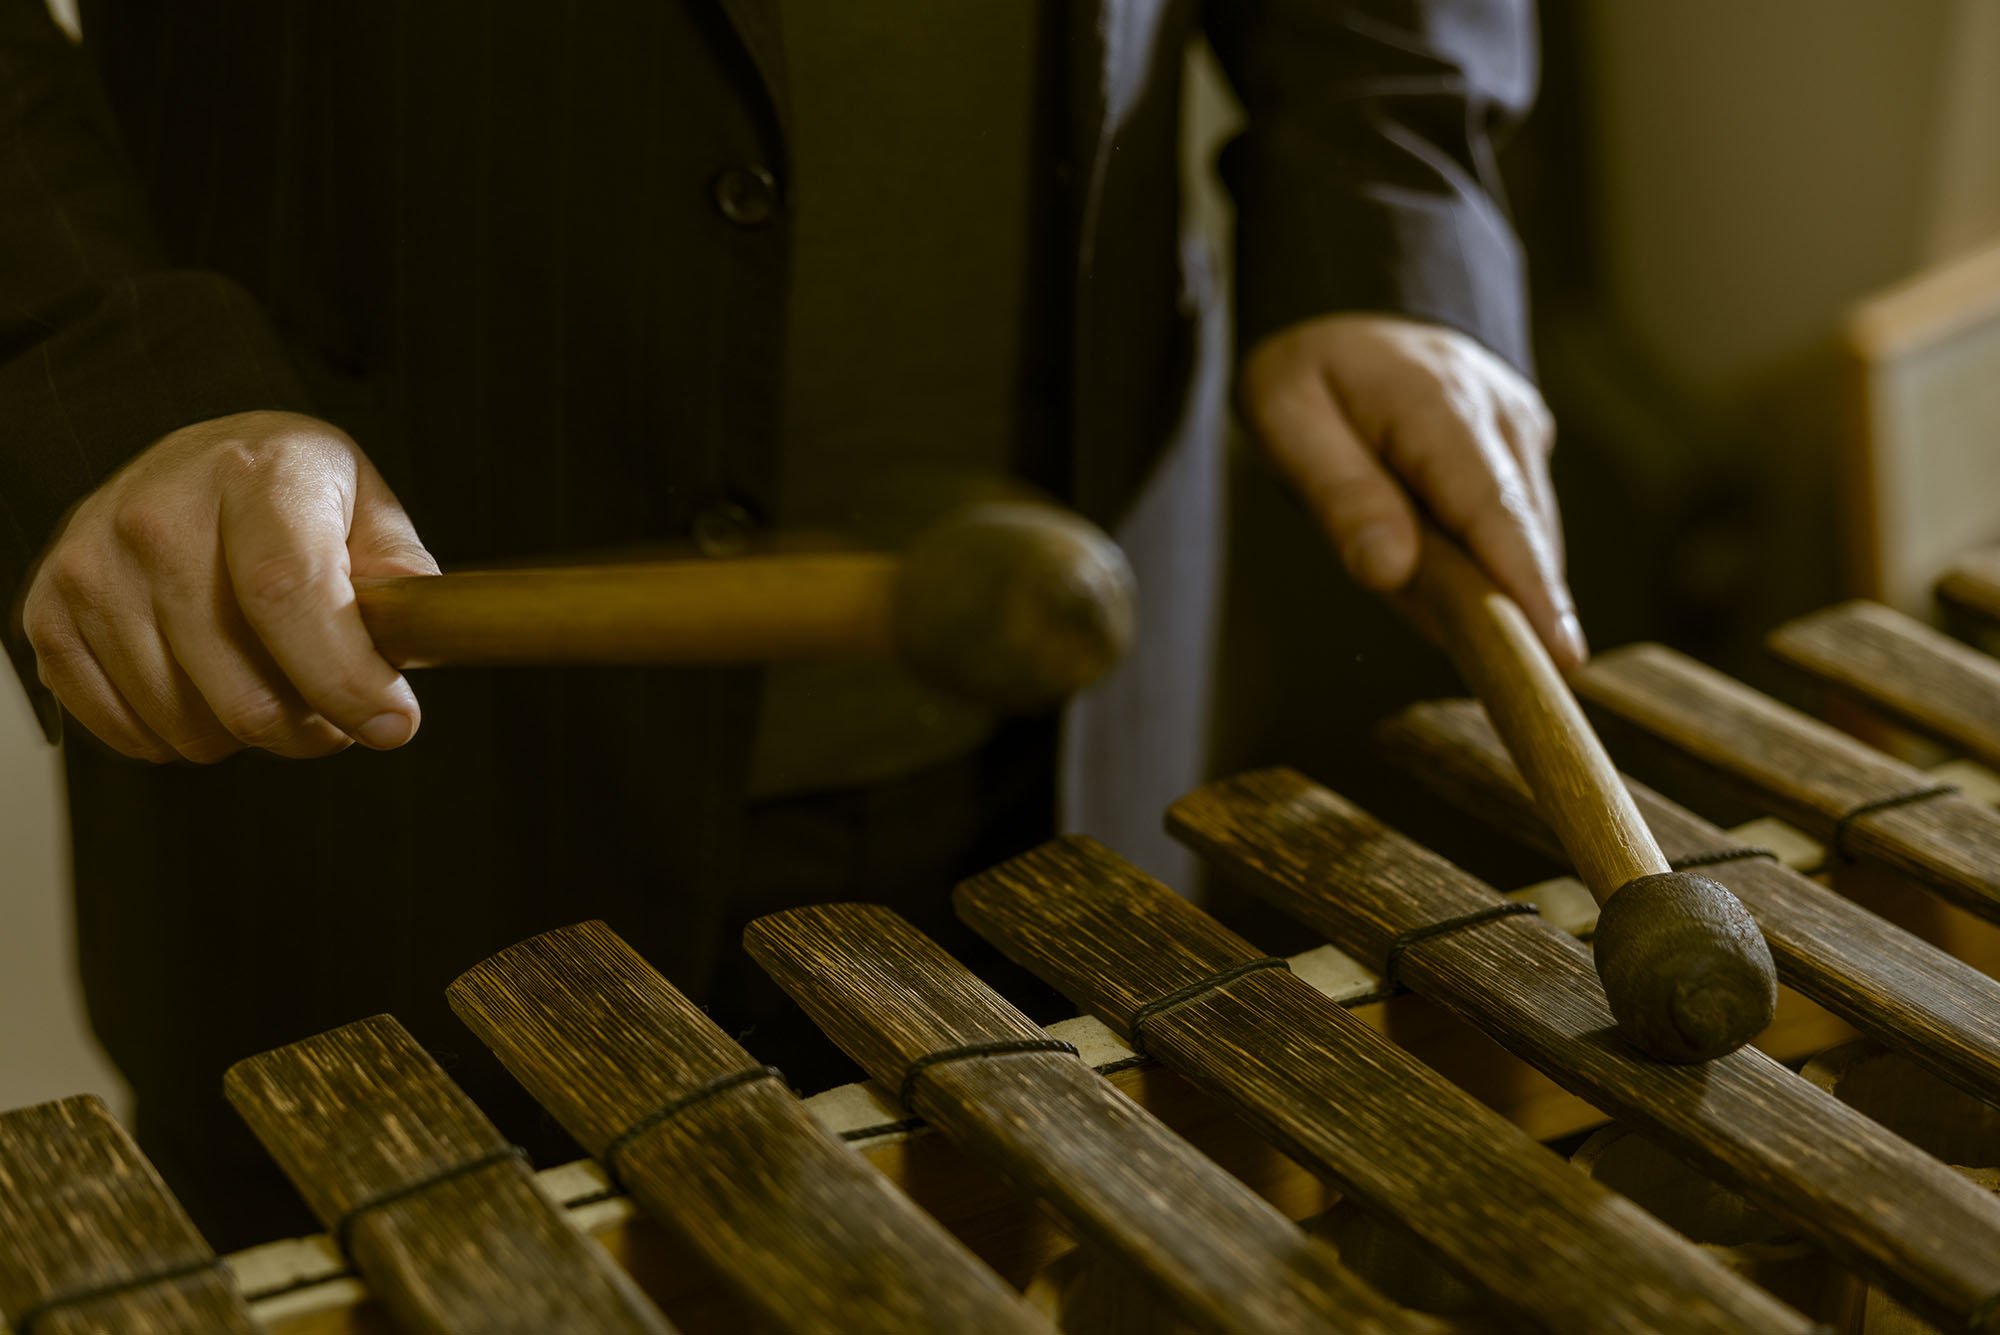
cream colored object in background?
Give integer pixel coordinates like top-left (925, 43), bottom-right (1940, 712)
top-left (1844, 239), bottom-right (2000, 612)
top-left (0, 688), bottom-right (125, 1115)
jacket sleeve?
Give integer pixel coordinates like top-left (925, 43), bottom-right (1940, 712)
top-left (0, 0), bottom-right (312, 735)
top-left (1203, 0), bottom-right (1538, 375)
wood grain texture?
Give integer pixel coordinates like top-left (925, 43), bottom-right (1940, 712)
top-left (223, 1013), bottom-right (671, 1335)
top-left (1939, 548), bottom-right (2000, 626)
top-left (1768, 599), bottom-right (2000, 769)
top-left (354, 557), bottom-right (899, 669)
top-left (0, 1095), bottom-right (256, 1334)
top-left (1575, 643), bottom-right (2000, 917)
top-left (1168, 768), bottom-right (2000, 1331)
top-left (953, 840), bottom-right (1811, 1335)
top-left (1381, 699), bottom-right (2000, 1110)
top-left (744, 902), bottom-right (1419, 1335)
top-left (1410, 528), bottom-right (1666, 895)
top-left (1411, 534), bottom-right (1774, 1062)
top-left (446, 920), bottom-right (1049, 1335)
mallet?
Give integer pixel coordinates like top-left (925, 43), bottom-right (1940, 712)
top-left (353, 501), bottom-right (1136, 711)
top-left (1410, 528), bottom-right (1777, 1062)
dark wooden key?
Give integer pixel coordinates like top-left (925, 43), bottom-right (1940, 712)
top-left (1575, 642), bottom-right (2000, 917)
top-left (1769, 598), bottom-right (2000, 769)
top-left (447, 920), bottom-right (1051, 1335)
top-left (746, 901), bottom-right (1426, 1335)
top-left (0, 1095), bottom-right (256, 1334)
top-left (1381, 697), bottom-right (2000, 1110)
top-left (1169, 768), bottom-right (2000, 1332)
top-left (225, 1013), bottom-right (673, 1335)
top-left (953, 839), bottom-right (1811, 1335)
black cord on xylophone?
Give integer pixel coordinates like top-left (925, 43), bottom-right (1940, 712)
top-left (1381, 903), bottom-right (1540, 988)
top-left (11, 1256), bottom-right (228, 1334)
top-left (332, 1144), bottom-right (529, 1260)
top-left (896, 1039), bottom-right (1080, 1111)
top-left (599, 1065), bottom-right (785, 1194)
top-left (1668, 847), bottom-right (1780, 872)
top-left (1809, 783), bottom-right (1959, 876)
top-left (1127, 957), bottom-right (1292, 1057)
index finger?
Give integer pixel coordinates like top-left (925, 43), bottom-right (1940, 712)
top-left (218, 445), bottom-right (421, 748)
top-left (1390, 402), bottom-right (1584, 671)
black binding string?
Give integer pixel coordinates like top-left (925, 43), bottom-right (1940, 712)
top-left (1380, 903), bottom-right (1539, 988)
top-left (333, 1144), bottom-right (528, 1259)
top-left (1827, 784), bottom-right (1958, 863)
top-left (1668, 846), bottom-right (1780, 872)
top-left (12, 1257), bottom-right (227, 1335)
top-left (600, 1065), bottom-right (784, 1193)
top-left (896, 1039), bottom-right (1078, 1111)
top-left (1127, 958), bottom-right (1291, 1055)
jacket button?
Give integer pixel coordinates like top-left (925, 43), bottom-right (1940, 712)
top-left (691, 500), bottom-right (757, 557)
top-left (712, 165), bottom-right (780, 228)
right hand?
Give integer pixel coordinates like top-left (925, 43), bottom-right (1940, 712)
top-left (22, 411), bottom-right (437, 762)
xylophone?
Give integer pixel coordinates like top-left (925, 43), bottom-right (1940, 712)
top-left (11, 549), bottom-right (2000, 1333)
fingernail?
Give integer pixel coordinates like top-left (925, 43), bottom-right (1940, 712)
top-left (1344, 524), bottom-right (1404, 589)
top-left (357, 711), bottom-right (415, 749)
top-left (1558, 611), bottom-right (1589, 666)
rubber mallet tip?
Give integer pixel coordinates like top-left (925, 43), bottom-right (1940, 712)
top-left (894, 502), bottom-right (1136, 711)
top-left (1591, 871), bottom-right (1778, 1063)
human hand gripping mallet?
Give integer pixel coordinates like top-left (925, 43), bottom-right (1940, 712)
top-left (350, 501), bottom-right (1136, 711)
top-left (1409, 526), bottom-right (1778, 1062)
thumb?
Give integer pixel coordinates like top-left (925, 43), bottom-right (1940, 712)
top-left (348, 461), bottom-right (440, 580)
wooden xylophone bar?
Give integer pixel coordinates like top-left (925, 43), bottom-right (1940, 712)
top-left (1169, 769), bottom-right (2000, 1330)
top-left (1574, 642), bottom-right (2000, 916)
top-left (15, 553), bottom-right (2000, 1330)
top-left (1380, 697), bottom-right (2000, 1109)
top-left (950, 838), bottom-right (1803, 1334)
top-left (743, 903), bottom-right (1416, 1335)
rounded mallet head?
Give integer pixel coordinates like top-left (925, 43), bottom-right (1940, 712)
top-left (1592, 871), bottom-right (1777, 1063)
top-left (894, 502), bottom-right (1137, 711)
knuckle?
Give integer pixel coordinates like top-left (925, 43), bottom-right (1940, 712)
top-left (109, 500), bottom-right (184, 560)
top-left (235, 553), bottom-right (332, 621)
top-left (38, 549), bottom-right (102, 605)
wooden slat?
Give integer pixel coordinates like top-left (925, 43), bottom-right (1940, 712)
top-left (446, 920), bottom-right (1050, 1335)
top-left (1574, 643), bottom-right (2000, 917)
top-left (224, 1014), bottom-right (671, 1335)
top-left (744, 903), bottom-right (1417, 1335)
top-left (0, 1095), bottom-right (256, 1334)
top-left (1168, 769), bottom-right (2000, 1332)
top-left (952, 841), bottom-right (1811, 1335)
top-left (1380, 698), bottom-right (2000, 1110)
top-left (1941, 549), bottom-right (2000, 626)
top-left (1769, 600), bottom-right (2000, 768)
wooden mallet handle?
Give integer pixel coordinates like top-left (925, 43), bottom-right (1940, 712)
top-left (353, 502), bottom-right (1135, 711)
top-left (1410, 527), bottom-right (1776, 1062)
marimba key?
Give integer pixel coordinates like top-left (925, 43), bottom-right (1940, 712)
top-left (446, 919), bottom-right (1051, 1335)
top-left (1575, 642), bottom-right (2000, 916)
top-left (0, 1095), bottom-right (256, 1334)
top-left (955, 836), bottom-right (1811, 1335)
top-left (1768, 598), bottom-right (2000, 770)
top-left (1169, 768), bottom-right (2000, 1331)
top-left (1380, 698), bottom-right (2000, 1109)
top-left (223, 1013), bottom-right (672, 1334)
top-left (746, 902), bottom-right (1420, 1334)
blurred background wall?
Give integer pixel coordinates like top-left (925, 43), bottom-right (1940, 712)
top-left (5, 0), bottom-right (1999, 1110)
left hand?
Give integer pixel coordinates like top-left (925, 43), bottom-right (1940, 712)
top-left (1239, 313), bottom-right (1584, 671)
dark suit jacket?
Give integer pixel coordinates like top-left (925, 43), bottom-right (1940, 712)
top-left (0, 0), bottom-right (1533, 1178)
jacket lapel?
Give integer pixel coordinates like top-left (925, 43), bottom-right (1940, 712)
top-left (715, 0), bottom-right (790, 140)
